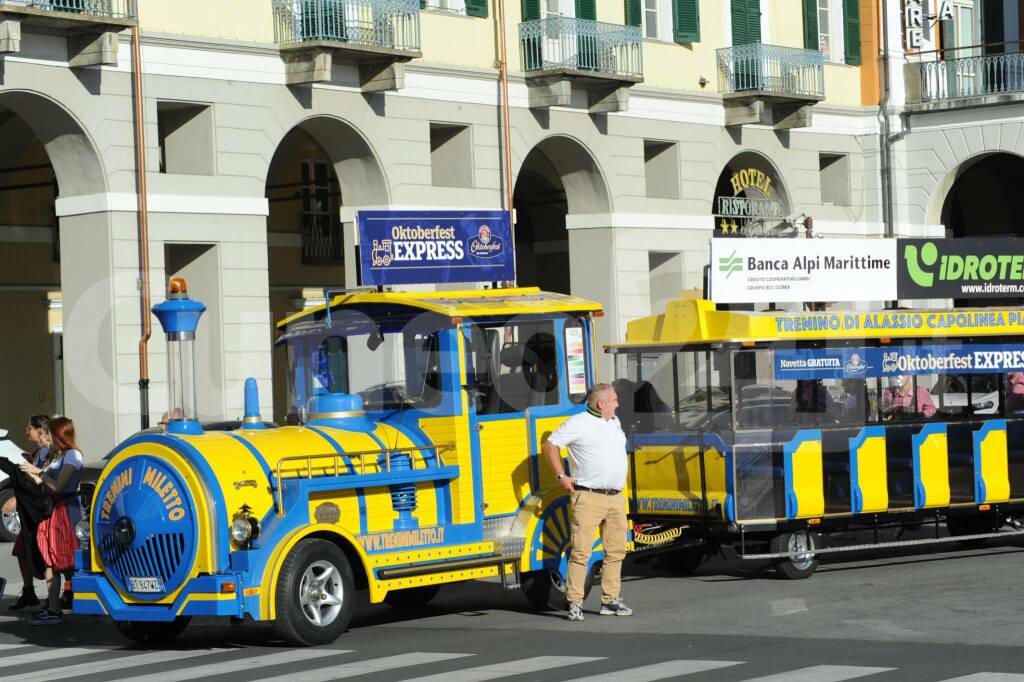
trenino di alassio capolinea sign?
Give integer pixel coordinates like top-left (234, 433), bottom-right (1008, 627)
top-left (710, 237), bottom-right (1024, 304)
top-left (358, 210), bottom-right (514, 286)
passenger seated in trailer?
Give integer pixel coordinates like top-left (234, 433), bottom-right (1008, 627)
top-left (790, 379), bottom-right (835, 425)
top-left (841, 378), bottom-right (870, 423)
top-left (1006, 372), bottom-right (1024, 415)
top-left (882, 374), bottom-right (936, 419)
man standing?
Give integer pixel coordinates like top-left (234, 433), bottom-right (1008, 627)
top-left (542, 383), bottom-right (631, 621)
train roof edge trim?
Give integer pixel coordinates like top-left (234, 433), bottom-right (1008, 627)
top-left (609, 298), bottom-right (1024, 349)
top-left (276, 287), bottom-right (603, 329)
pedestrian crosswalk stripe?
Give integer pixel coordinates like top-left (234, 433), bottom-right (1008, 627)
top-left (566, 660), bottom-right (744, 681)
top-left (396, 655), bottom-right (604, 682)
top-left (0, 644), bottom-right (31, 652)
top-left (251, 652), bottom-right (474, 682)
top-left (739, 665), bottom-right (895, 682)
top-left (937, 671), bottom-right (1024, 675)
top-left (0, 647), bottom-right (108, 670)
top-left (4, 647), bottom-right (230, 682)
top-left (112, 648), bottom-right (349, 682)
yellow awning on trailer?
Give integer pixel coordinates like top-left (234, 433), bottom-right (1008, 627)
top-left (277, 287), bottom-right (602, 329)
top-left (609, 297), bottom-right (1024, 350)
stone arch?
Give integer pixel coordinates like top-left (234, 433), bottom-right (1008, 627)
top-left (928, 151), bottom-right (1024, 235)
top-left (0, 90), bottom-right (107, 197)
top-left (512, 135), bottom-right (611, 294)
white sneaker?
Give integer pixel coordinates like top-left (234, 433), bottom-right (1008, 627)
top-left (567, 600), bottom-right (584, 621)
top-left (600, 600), bottom-right (633, 616)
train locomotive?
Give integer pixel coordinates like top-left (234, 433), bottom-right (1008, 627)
top-left (73, 279), bottom-right (607, 645)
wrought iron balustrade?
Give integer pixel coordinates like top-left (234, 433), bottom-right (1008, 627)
top-left (272, 0), bottom-right (420, 52)
top-left (0, 0), bottom-right (134, 19)
top-left (913, 50), bottom-right (1024, 103)
top-left (716, 43), bottom-right (824, 98)
top-left (518, 17), bottom-right (643, 79)
top-left (301, 213), bottom-right (343, 264)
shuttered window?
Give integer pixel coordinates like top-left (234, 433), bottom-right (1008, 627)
top-left (843, 0), bottom-right (861, 65)
top-left (466, 0), bottom-right (488, 16)
top-left (672, 0), bottom-right (700, 43)
top-left (625, 0), bottom-right (642, 26)
top-left (522, 0), bottom-right (540, 21)
top-left (730, 0), bottom-right (760, 46)
top-left (575, 0), bottom-right (595, 21)
top-left (802, 0), bottom-right (818, 50)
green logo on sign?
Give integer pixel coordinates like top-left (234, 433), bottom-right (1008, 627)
top-left (719, 251), bottom-right (742, 279)
top-left (904, 241), bottom-right (938, 287)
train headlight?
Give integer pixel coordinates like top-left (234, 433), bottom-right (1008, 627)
top-left (75, 520), bottom-right (91, 549)
top-left (230, 514), bottom-right (260, 545)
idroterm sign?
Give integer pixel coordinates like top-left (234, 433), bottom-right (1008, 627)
top-left (899, 238), bottom-right (1024, 299)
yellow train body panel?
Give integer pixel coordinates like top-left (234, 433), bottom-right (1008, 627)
top-left (916, 430), bottom-right (950, 508)
top-left (851, 430), bottom-right (889, 514)
top-left (788, 436), bottom-right (825, 519)
top-left (418, 414), bottom-right (476, 525)
top-left (478, 418), bottom-right (531, 515)
top-left (976, 422), bottom-right (1010, 504)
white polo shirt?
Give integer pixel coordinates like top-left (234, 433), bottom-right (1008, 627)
top-left (546, 411), bottom-right (628, 490)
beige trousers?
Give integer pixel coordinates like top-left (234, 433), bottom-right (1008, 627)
top-left (565, 489), bottom-right (627, 604)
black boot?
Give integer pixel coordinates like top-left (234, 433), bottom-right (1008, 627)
top-left (9, 590), bottom-right (40, 611)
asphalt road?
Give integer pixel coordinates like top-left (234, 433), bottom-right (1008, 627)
top-left (2, 533), bottom-right (1024, 681)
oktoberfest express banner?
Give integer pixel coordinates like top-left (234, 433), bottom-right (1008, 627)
top-left (710, 238), bottom-right (898, 304)
top-left (774, 343), bottom-right (1024, 381)
top-left (898, 238), bottom-right (1024, 300)
top-left (358, 210), bottom-right (514, 286)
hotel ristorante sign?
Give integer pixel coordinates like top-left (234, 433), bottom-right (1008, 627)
top-left (714, 167), bottom-right (786, 237)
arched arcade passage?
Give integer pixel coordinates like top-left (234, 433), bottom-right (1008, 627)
top-left (512, 136), bottom-right (610, 294)
top-left (264, 116), bottom-right (388, 422)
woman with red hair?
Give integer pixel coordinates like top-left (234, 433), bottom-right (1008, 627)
top-left (19, 417), bottom-right (83, 625)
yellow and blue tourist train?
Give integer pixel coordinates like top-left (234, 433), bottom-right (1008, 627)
top-left (613, 296), bottom-right (1024, 579)
top-left (73, 279), bottom-right (609, 644)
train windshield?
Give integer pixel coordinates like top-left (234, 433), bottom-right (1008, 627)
top-left (284, 309), bottom-right (448, 420)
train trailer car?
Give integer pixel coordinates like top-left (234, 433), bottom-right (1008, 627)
top-left (611, 296), bottom-right (1024, 579)
top-left (73, 279), bottom-right (606, 645)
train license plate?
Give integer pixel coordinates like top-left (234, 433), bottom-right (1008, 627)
top-left (128, 577), bottom-right (164, 593)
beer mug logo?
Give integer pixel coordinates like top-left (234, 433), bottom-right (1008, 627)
top-left (478, 225), bottom-right (491, 244)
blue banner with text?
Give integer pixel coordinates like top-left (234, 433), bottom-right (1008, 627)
top-left (774, 344), bottom-right (1024, 380)
top-left (358, 210), bottom-right (514, 286)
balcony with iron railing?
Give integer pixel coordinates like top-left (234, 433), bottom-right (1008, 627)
top-left (0, 0), bottom-right (136, 65)
top-left (905, 41), bottom-right (1024, 110)
top-left (271, 0), bottom-right (421, 89)
top-left (517, 17), bottom-right (642, 113)
top-left (715, 43), bottom-right (825, 129)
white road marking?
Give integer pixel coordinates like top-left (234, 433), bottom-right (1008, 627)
top-left (0, 647), bottom-right (110, 670)
top-left (739, 665), bottom-right (895, 681)
top-left (396, 655), bottom-right (604, 682)
top-left (769, 598), bottom-right (807, 616)
top-left (566, 659), bottom-right (744, 681)
top-left (251, 652), bottom-right (473, 682)
top-left (0, 644), bottom-right (31, 652)
top-left (5, 647), bottom-right (230, 682)
top-left (937, 671), bottom-right (1024, 675)
top-left (112, 648), bottom-right (349, 682)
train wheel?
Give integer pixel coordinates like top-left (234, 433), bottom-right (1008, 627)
top-left (655, 547), bottom-right (705, 575)
top-left (521, 561), bottom-right (598, 611)
top-left (771, 531), bottom-right (818, 580)
top-left (947, 515), bottom-right (999, 548)
top-left (273, 538), bottom-right (354, 646)
top-left (384, 584), bottom-right (441, 608)
top-left (114, 617), bottom-right (191, 643)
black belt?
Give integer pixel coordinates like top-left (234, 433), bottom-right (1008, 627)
top-left (574, 485), bottom-right (621, 495)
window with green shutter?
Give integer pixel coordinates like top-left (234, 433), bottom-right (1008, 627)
top-left (575, 0), bottom-right (595, 21)
top-left (466, 0), bottom-right (488, 16)
top-left (730, 0), bottom-right (760, 46)
top-left (625, 0), bottom-right (641, 27)
top-left (802, 0), bottom-right (818, 50)
top-left (843, 0), bottom-right (861, 65)
top-left (521, 0), bottom-right (540, 21)
top-left (672, 0), bottom-right (700, 43)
